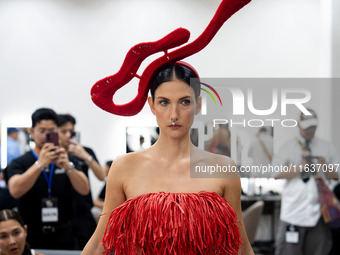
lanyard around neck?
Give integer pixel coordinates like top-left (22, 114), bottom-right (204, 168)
top-left (31, 149), bottom-right (55, 197)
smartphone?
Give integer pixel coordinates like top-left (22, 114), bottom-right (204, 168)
top-left (46, 132), bottom-right (59, 146)
top-left (70, 131), bottom-right (81, 144)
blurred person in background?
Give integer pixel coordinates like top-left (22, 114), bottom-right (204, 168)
top-left (205, 124), bottom-right (231, 156)
top-left (57, 113), bottom-right (105, 249)
top-left (273, 109), bottom-right (339, 255)
top-left (0, 168), bottom-right (19, 211)
top-left (248, 127), bottom-right (273, 178)
top-left (6, 108), bottom-right (89, 250)
top-left (7, 128), bottom-right (21, 165)
top-left (93, 160), bottom-right (113, 210)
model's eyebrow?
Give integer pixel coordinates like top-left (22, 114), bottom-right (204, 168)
top-left (155, 96), bottom-right (192, 100)
top-left (155, 96), bottom-right (169, 100)
top-left (179, 96), bottom-right (192, 100)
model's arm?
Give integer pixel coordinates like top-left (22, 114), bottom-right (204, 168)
top-left (82, 159), bottom-right (126, 255)
top-left (223, 160), bottom-right (255, 255)
top-left (69, 141), bottom-right (105, 181)
top-left (8, 143), bottom-right (59, 198)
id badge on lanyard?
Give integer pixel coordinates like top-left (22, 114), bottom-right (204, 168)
top-left (41, 197), bottom-right (59, 222)
top-left (285, 225), bottom-right (299, 244)
top-left (31, 150), bottom-right (59, 223)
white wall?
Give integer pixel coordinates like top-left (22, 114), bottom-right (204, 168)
top-left (0, 0), bottom-right (336, 197)
top-left (332, 0), bottom-right (340, 154)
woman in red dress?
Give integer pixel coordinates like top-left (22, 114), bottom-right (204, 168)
top-left (82, 62), bottom-right (254, 255)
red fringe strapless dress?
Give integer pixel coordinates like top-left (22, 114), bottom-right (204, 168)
top-left (102, 191), bottom-right (242, 255)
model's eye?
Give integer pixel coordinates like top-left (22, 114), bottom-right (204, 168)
top-left (159, 100), bottom-right (169, 106)
top-left (0, 234), bottom-right (7, 240)
top-left (181, 99), bottom-right (191, 106)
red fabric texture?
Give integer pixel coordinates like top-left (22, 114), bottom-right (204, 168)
top-left (91, 0), bottom-right (252, 116)
top-left (102, 191), bottom-right (242, 254)
top-left (315, 177), bottom-right (340, 228)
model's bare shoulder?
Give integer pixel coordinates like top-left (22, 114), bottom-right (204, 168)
top-left (111, 150), bottom-right (151, 175)
top-left (215, 155), bottom-right (239, 179)
top-left (192, 146), bottom-right (234, 164)
top-left (191, 146), bottom-right (239, 178)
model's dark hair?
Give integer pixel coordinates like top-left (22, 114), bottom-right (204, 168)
top-left (57, 114), bottom-right (76, 127)
top-left (31, 108), bottom-right (58, 128)
top-left (0, 209), bottom-right (32, 255)
top-left (150, 64), bottom-right (200, 100)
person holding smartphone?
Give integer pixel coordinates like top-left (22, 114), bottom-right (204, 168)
top-left (6, 108), bottom-right (90, 250)
top-left (57, 113), bottom-right (105, 249)
top-left (273, 109), bottom-right (339, 255)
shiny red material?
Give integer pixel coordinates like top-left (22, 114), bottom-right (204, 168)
top-left (91, 0), bottom-right (252, 116)
top-left (102, 192), bottom-right (242, 254)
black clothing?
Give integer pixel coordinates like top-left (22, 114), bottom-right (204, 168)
top-left (7, 151), bottom-right (78, 249)
top-left (0, 188), bottom-right (19, 210)
top-left (329, 182), bottom-right (340, 255)
top-left (99, 183), bottom-right (106, 200)
top-left (71, 146), bottom-right (98, 249)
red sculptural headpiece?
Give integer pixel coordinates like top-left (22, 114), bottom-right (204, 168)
top-left (91, 0), bottom-right (252, 116)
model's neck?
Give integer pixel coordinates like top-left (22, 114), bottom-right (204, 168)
top-left (154, 134), bottom-right (192, 160)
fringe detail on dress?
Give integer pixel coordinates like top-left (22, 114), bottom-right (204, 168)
top-left (102, 191), bottom-right (242, 254)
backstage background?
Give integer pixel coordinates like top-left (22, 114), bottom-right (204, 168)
top-left (1, 0), bottom-right (340, 198)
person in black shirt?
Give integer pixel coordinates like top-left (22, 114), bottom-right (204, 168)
top-left (57, 113), bottom-right (105, 249)
top-left (6, 108), bottom-right (89, 250)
